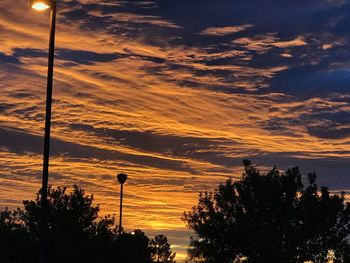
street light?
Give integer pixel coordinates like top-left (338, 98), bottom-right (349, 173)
top-left (31, 0), bottom-right (50, 10)
top-left (117, 173), bottom-right (128, 235)
top-left (30, 1), bottom-right (57, 263)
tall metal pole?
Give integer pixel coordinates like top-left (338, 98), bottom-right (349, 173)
top-left (119, 183), bottom-right (123, 235)
top-left (38, 1), bottom-right (57, 262)
top-left (117, 173), bottom-right (127, 235)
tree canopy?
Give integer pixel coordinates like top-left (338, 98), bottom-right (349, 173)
top-left (0, 185), bottom-right (175, 263)
top-left (183, 160), bottom-right (350, 263)
top-left (150, 234), bottom-right (176, 263)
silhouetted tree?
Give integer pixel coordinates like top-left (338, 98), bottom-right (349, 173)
top-left (17, 185), bottom-right (116, 263)
top-left (116, 229), bottom-right (153, 263)
top-left (150, 234), bottom-right (176, 263)
top-left (183, 160), bottom-right (350, 263)
top-left (0, 185), bottom-right (175, 263)
top-left (0, 208), bottom-right (34, 262)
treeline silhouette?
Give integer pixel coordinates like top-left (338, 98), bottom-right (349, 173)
top-left (2, 160), bottom-right (350, 263)
top-left (182, 160), bottom-right (350, 263)
top-left (0, 186), bottom-right (175, 263)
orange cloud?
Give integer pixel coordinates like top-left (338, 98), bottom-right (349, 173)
top-left (199, 24), bottom-right (253, 36)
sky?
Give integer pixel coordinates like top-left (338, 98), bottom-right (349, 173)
top-left (0, 0), bottom-right (349, 261)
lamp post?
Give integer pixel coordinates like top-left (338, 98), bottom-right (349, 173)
top-left (117, 173), bottom-right (127, 235)
top-left (30, 1), bottom-right (57, 263)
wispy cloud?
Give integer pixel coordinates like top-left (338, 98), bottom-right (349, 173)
top-left (198, 24), bottom-right (253, 36)
top-left (233, 34), bottom-right (307, 53)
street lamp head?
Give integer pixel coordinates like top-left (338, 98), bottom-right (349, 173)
top-left (30, 0), bottom-right (51, 10)
top-left (117, 173), bottom-right (127, 185)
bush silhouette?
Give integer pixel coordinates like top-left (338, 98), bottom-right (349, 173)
top-left (183, 160), bottom-right (350, 263)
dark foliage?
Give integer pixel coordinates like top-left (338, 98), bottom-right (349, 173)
top-left (183, 160), bottom-right (350, 263)
top-left (0, 185), bottom-right (174, 263)
top-left (150, 234), bottom-right (176, 262)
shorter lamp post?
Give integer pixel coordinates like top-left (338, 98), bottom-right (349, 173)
top-left (117, 173), bottom-right (127, 235)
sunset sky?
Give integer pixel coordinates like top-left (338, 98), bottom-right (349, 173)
top-left (0, 0), bottom-right (349, 261)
